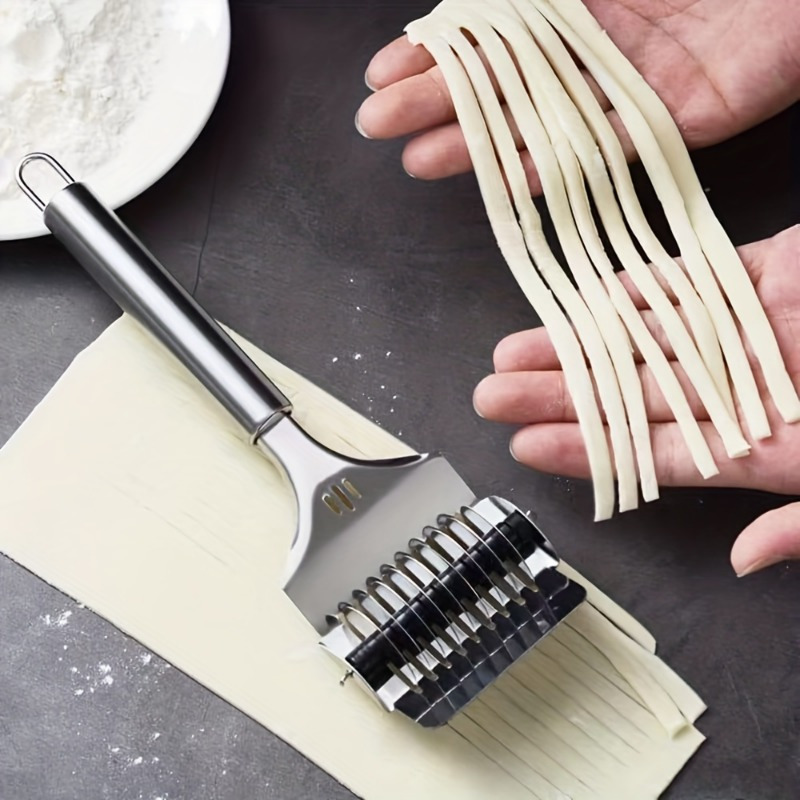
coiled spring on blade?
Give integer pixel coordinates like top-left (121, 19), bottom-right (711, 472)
top-left (320, 496), bottom-right (586, 728)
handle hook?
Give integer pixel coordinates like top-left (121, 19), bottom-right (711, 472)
top-left (16, 153), bottom-right (74, 211)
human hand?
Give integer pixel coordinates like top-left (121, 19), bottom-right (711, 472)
top-left (472, 227), bottom-right (800, 576)
top-left (357, 0), bottom-right (800, 192)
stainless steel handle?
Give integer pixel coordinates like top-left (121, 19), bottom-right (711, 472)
top-left (41, 179), bottom-right (291, 440)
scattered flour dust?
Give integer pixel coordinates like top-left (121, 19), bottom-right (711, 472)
top-left (71, 661), bottom-right (117, 695)
top-left (98, 662), bottom-right (114, 685)
top-left (40, 609), bottom-right (72, 627)
top-left (0, 0), bottom-right (164, 196)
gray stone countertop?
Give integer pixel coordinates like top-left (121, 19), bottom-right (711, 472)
top-left (0, 2), bottom-right (798, 798)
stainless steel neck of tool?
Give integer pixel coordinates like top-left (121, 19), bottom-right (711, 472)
top-left (258, 415), bottom-right (476, 632)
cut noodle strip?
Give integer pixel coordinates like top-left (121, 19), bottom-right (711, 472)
top-left (529, 0), bottom-right (770, 441)
top-left (501, 0), bottom-right (734, 417)
top-left (403, 0), bottom-right (797, 515)
top-left (476, 2), bottom-right (746, 468)
top-left (546, 0), bottom-right (800, 426)
top-left (440, 25), bottom-right (643, 507)
top-left (444, 23), bottom-right (658, 500)
top-left (403, 26), bottom-right (617, 518)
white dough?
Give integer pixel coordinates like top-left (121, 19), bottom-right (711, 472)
top-left (530, 0), bottom-right (770, 441)
top-left (0, 316), bottom-right (705, 799)
top-left (503, 0), bottom-right (733, 416)
top-left (402, 25), bottom-right (618, 519)
top-left (546, 0), bottom-right (800, 426)
top-left (439, 20), bottom-right (651, 505)
top-left (406, 0), bottom-right (798, 510)
top-left (479, 1), bottom-right (745, 468)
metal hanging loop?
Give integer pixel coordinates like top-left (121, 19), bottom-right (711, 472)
top-left (15, 153), bottom-right (75, 211)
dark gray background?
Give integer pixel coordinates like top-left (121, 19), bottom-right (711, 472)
top-left (1, 2), bottom-right (798, 798)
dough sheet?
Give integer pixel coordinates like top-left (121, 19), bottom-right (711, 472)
top-left (0, 316), bottom-right (705, 798)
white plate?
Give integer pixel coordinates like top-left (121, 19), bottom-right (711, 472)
top-left (1, 0), bottom-right (231, 241)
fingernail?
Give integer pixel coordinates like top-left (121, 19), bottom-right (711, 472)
top-left (354, 111), bottom-right (371, 139)
top-left (736, 554), bottom-right (787, 577)
top-left (472, 380), bottom-right (489, 419)
top-left (364, 70), bottom-right (377, 91)
top-left (403, 165), bottom-right (417, 179)
top-left (509, 438), bottom-right (520, 462)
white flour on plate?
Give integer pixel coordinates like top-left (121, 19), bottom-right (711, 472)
top-left (0, 0), bottom-right (163, 197)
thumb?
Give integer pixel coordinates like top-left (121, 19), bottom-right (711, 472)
top-left (731, 501), bottom-right (800, 577)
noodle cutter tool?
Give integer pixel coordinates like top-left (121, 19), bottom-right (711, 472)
top-left (16, 153), bottom-right (586, 728)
